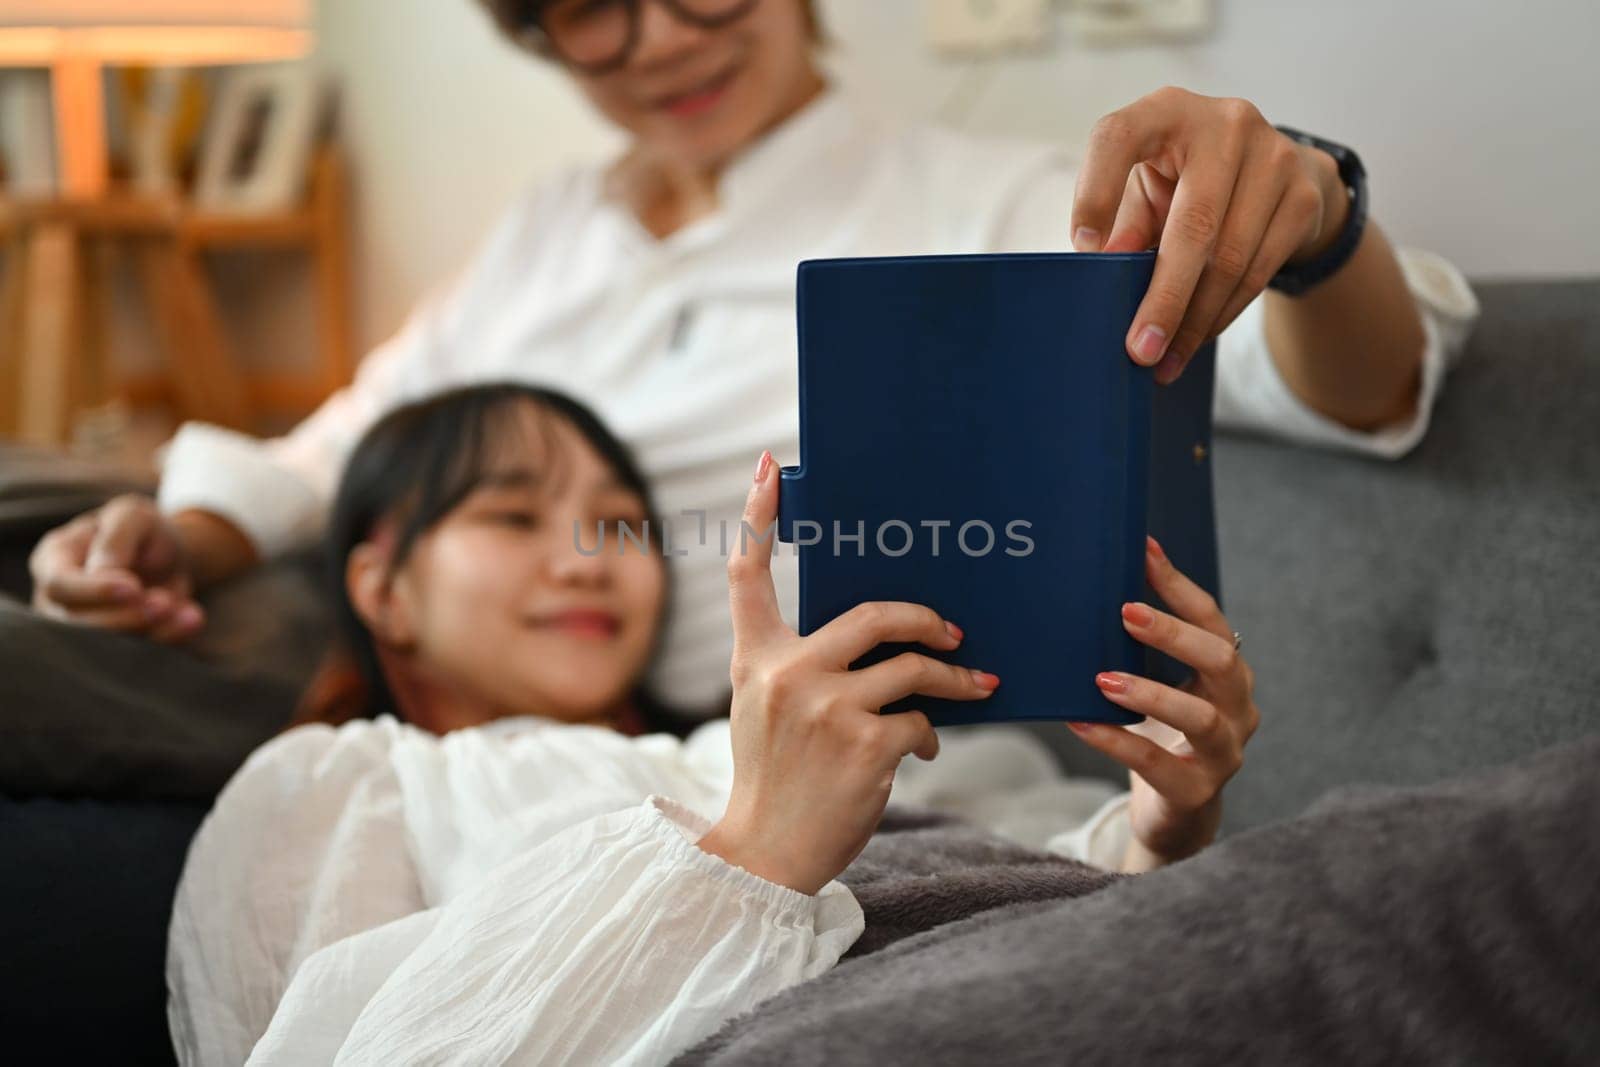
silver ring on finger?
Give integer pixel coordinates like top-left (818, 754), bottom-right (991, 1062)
top-left (1232, 630), bottom-right (1243, 651)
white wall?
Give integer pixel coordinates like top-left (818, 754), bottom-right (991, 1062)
top-left (311, 0), bottom-right (621, 351)
top-left (313, 0), bottom-right (1600, 356)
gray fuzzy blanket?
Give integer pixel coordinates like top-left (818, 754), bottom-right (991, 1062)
top-left (675, 733), bottom-right (1600, 1066)
top-left (837, 806), bottom-right (1124, 959)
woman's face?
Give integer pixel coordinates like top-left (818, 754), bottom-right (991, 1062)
top-left (561, 0), bottom-right (822, 173)
top-left (377, 406), bottom-right (666, 729)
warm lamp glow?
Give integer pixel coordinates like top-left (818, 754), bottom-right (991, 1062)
top-left (0, 26), bottom-right (310, 66)
top-left (0, 0), bottom-right (310, 30)
top-left (0, 0), bottom-right (312, 196)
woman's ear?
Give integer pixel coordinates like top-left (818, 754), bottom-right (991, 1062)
top-left (347, 542), bottom-right (416, 651)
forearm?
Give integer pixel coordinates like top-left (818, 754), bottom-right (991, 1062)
top-left (171, 509), bottom-right (259, 590)
top-left (1262, 154), bottom-right (1428, 431)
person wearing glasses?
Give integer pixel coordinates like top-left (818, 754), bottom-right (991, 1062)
top-left (44, 1), bottom-right (1470, 1062)
top-left (45, 1), bottom-right (1476, 1051)
top-left (29, 0), bottom-right (1476, 692)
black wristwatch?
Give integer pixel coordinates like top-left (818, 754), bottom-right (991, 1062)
top-left (1267, 126), bottom-right (1368, 296)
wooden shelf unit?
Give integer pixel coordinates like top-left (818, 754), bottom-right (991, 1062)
top-left (0, 145), bottom-right (354, 444)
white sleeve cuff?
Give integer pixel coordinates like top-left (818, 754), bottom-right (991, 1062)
top-left (1043, 790), bottom-right (1133, 871)
top-left (649, 794), bottom-right (824, 914)
top-left (648, 793), bottom-right (865, 958)
top-left (643, 792), bottom-right (866, 1002)
top-left (1213, 245), bottom-right (1479, 461)
top-left (337, 794), bottom-right (859, 1064)
top-left (155, 422), bottom-right (327, 557)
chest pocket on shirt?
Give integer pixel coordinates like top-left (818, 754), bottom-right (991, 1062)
top-left (667, 303), bottom-right (697, 354)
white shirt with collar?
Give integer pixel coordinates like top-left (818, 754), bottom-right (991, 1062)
top-left (157, 84), bottom-right (1479, 713)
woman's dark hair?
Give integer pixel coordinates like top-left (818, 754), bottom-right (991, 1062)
top-left (301, 382), bottom-right (701, 738)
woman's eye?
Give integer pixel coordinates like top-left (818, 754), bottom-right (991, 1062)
top-left (487, 510), bottom-right (539, 529)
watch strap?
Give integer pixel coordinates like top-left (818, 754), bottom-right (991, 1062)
top-left (1268, 126), bottom-right (1369, 296)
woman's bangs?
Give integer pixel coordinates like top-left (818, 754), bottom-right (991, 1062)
top-left (388, 393), bottom-right (571, 567)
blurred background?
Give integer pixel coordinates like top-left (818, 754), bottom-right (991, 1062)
top-left (2, 0), bottom-right (1596, 463)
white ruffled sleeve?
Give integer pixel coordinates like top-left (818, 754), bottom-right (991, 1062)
top-left (1042, 791), bottom-right (1134, 871)
top-left (245, 793), bottom-right (863, 1066)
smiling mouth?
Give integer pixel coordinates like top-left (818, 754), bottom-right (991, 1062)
top-left (528, 610), bottom-right (622, 640)
top-left (654, 63), bottom-right (739, 117)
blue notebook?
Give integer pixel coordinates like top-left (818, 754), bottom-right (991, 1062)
top-left (776, 251), bottom-right (1220, 727)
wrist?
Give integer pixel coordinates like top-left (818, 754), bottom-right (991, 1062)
top-left (1124, 794), bottom-right (1222, 873)
top-left (697, 818), bottom-right (824, 896)
top-left (1119, 836), bottom-right (1169, 874)
top-left (1120, 831), bottom-right (1211, 874)
top-left (1289, 144), bottom-right (1352, 265)
top-left (169, 508), bottom-right (257, 589)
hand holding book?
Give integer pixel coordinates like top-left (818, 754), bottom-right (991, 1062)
top-left (766, 251), bottom-right (1249, 874)
top-left (698, 449), bottom-right (1000, 897)
top-left (1071, 535), bottom-right (1260, 871)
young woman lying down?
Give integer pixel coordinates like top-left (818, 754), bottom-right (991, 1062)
top-left (166, 384), bottom-right (1259, 1065)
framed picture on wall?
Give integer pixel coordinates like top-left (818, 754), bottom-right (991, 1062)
top-left (195, 62), bottom-right (324, 214)
top-left (120, 67), bottom-right (210, 195)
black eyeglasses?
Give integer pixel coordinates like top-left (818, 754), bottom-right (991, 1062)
top-left (515, 0), bottom-right (761, 75)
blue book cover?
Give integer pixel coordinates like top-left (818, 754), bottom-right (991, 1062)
top-left (777, 251), bottom-right (1220, 726)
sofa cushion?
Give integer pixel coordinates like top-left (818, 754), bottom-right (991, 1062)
top-left (0, 796), bottom-right (205, 1067)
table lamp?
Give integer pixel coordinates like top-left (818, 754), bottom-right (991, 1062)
top-left (0, 0), bottom-right (312, 197)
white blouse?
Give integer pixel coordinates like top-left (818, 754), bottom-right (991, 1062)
top-left (154, 84), bottom-right (1480, 713)
top-left (167, 714), bottom-right (1129, 1065)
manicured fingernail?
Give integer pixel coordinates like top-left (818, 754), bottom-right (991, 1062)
top-left (970, 669), bottom-right (1000, 690)
top-left (1122, 602), bottom-right (1155, 628)
top-left (107, 576), bottom-right (139, 599)
top-left (944, 620), bottom-right (964, 641)
top-left (1073, 227), bottom-right (1103, 252)
top-left (1068, 721), bottom-right (1096, 734)
top-left (143, 595), bottom-right (171, 621)
top-left (1145, 535), bottom-right (1166, 562)
top-left (175, 604), bottom-right (203, 628)
top-left (1133, 324), bottom-right (1168, 364)
top-left (1095, 671), bottom-right (1129, 694)
top-left (752, 450), bottom-right (771, 484)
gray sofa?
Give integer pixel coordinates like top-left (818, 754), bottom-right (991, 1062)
top-left (1, 278), bottom-right (1595, 1063)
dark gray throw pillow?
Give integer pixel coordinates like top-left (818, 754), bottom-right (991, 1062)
top-left (0, 553), bottom-right (333, 802)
